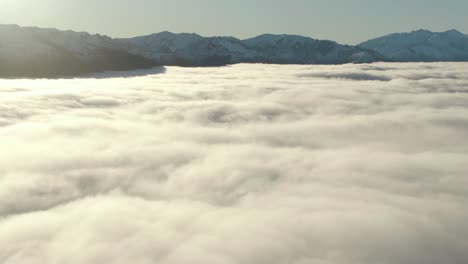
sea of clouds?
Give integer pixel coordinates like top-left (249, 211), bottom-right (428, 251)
top-left (1, 63), bottom-right (468, 264)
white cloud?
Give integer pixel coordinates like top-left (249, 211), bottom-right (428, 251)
top-left (1, 63), bottom-right (468, 264)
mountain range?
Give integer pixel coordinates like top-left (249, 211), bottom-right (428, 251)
top-left (117, 32), bottom-right (386, 66)
top-left (1, 24), bottom-right (467, 78)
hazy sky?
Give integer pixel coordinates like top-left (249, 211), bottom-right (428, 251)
top-left (1, 0), bottom-right (467, 44)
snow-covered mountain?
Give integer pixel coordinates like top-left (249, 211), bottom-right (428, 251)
top-left (359, 29), bottom-right (468, 62)
top-left (0, 24), bottom-right (156, 78)
top-left (242, 34), bottom-right (387, 64)
top-left (119, 32), bottom-right (387, 66)
top-left (119, 32), bottom-right (258, 66)
top-left (3, 24), bottom-right (468, 78)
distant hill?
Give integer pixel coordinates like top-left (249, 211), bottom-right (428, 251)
top-left (0, 25), bottom-right (157, 78)
top-left (118, 32), bottom-right (387, 66)
top-left (359, 29), bottom-right (468, 62)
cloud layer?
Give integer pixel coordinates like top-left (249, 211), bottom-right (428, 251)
top-left (1, 63), bottom-right (468, 264)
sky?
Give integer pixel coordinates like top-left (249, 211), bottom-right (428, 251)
top-left (0, 0), bottom-right (467, 44)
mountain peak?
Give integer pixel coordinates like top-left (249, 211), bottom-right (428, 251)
top-left (445, 29), bottom-right (462, 33)
top-left (407, 29), bottom-right (465, 37)
top-left (359, 29), bottom-right (468, 62)
top-left (149, 31), bottom-right (202, 38)
top-left (441, 29), bottom-right (465, 37)
top-left (411, 29), bottom-right (432, 34)
top-left (244, 33), bottom-right (315, 41)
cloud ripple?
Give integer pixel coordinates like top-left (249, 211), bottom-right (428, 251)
top-left (0, 63), bottom-right (468, 264)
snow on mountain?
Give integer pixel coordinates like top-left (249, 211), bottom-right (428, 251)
top-left (0, 24), bottom-right (156, 78)
top-left (121, 32), bottom-right (203, 60)
top-left (3, 24), bottom-right (467, 77)
top-left (242, 34), bottom-right (387, 64)
top-left (118, 32), bottom-right (258, 66)
top-left (119, 33), bottom-right (387, 66)
top-left (359, 29), bottom-right (468, 62)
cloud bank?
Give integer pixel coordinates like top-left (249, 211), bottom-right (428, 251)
top-left (1, 63), bottom-right (468, 264)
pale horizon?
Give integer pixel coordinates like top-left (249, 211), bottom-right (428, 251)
top-left (2, 22), bottom-right (467, 45)
top-left (1, 0), bottom-right (468, 44)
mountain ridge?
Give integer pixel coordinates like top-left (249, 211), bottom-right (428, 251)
top-left (359, 29), bottom-right (468, 62)
top-left (118, 32), bottom-right (388, 66)
top-left (1, 24), bottom-right (468, 78)
top-left (0, 24), bottom-right (157, 78)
